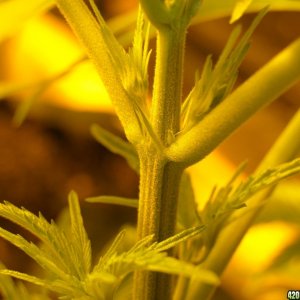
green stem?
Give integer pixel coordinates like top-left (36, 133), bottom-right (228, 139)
top-left (133, 26), bottom-right (187, 300)
top-left (187, 108), bottom-right (300, 300)
top-left (167, 38), bottom-right (300, 166)
top-left (139, 0), bottom-right (170, 29)
top-left (133, 149), bottom-right (183, 300)
top-left (151, 27), bottom-right (186, 143)
top-left (56, 0), bottom-right (141, 143)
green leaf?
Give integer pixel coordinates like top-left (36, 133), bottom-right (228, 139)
top-left (0, 0), bottom-right (54, 42)
top-left (200, 158), bottom-right (300, 248)
top-left (86, 195), bottom-right (138, 208)
top-left (0, 270), bottom-right (50, 290)
top-left (55, 0), bottom-right (143, 144)
top-left (0, 269), bottom-right (58, 300)
top-left (230, 0), bottom-right (254, 23)
top-left (0, 201), bottom-right (79, 279)
top-left (0, 192), bottom-right (94, 298)
top-left (0, 201), bottom-right (62, 250)
top-left (96, 227), bottom-right (219, 285)
top-left (68, 191), bottom-right (92, 278)
top-left (88, 2), bottom-right (152, 144)
top-left (0, 227), bottom-right (71, 281)
top-left (228, 158), bottom-right (300, 210)
top-left (94, 231), bottom-right (126, 272)
top-left (151, 226), bottom-right (206, 252)
top-left (131, 100), bottom-right (165, 153)
top-left (91, 123), bottom-right (139, 173)
top-left (0, 269), bottom-right (82, 297)
top-left (0, 200), bottom-right (217, 298)
top-left (124, 7), bottom-right (151, 107)
top-left (181, 8), bottom-right (267, 132)
top-left (0, 263), bottom-right (35, 300)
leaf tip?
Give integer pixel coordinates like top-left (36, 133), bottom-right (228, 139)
top-left (68, 190), bottom-right (79, 204)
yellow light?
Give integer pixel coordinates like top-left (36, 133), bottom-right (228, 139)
top-left (223, 222), bottom-right (299, 300)
top-left (187, 150), bottom-right (239, 209)
top-left (2, 13), bottom-right (113, 112)
top-left (188, 151), bottom-right (299, 300)
top-left (231, 222), bottom-right (298, 273)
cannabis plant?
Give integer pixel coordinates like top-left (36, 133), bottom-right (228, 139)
top-left (0, 0), bottom-right (300, 299)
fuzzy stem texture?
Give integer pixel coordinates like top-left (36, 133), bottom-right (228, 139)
top-left (167, 38), bottom-right (300, 166)
top-left (151, 28), bottom-right (186, 143)
top-left (56, 0), bottom-right (141, 143)
top-left (133, 26), bottom-right (187, 300)
top-left (133, 149), bottom-right (183, 300)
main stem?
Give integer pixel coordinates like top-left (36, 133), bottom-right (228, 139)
top-left (133, 26), bottom-right (187, 300)
top-left (151, 27), bottom-right (185, 142)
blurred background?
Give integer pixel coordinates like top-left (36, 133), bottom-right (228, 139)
top-left (0, 0), bottom-right (299, 299)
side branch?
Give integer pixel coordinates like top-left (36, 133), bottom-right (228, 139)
top-left (55, 0), bottom-right (141, 143)
top-left (167, 38), bottom-right (300, 166)
top-left (187, 108), bottom-right (300, 300)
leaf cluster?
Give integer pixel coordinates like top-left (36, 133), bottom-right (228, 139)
top-left (175, 158), bottom-right (300, 265)
top-left (0, 192), bottom-right (218, 299)
top-left (88, 121), bottom-right (300, 270)
top-left (181, 7), bottom-right (267, 132)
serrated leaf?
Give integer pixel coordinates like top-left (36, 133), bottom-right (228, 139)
top-left (90, 227), bottom-right (218, 293)
top-left (88, 1), bottom-right (152, 134)
top-left (230, 0), bottom-right (254, 23)
top-left (86, 195), bottom-right (138, 208)
top-left (0, 262), bottom-right (33, 300)
top-left (181, 56), bottom-right (214, 129)
top-left (91, 124), bottom-right (139, 173)
top-left (0, 201), bottom-right (78, 277)
top-left (125, 7), bottom-right (151, 104)
top-left (0, 192), bottom-right (95, 298)
top-left (200, 158), bottom-right (300, 249)
top-left (0, 269), bottom-right (59, 299)
top-left (144, 256), bottom-right (218, 284)
top-left (151, 226), bottom-right (206, 252)
top-left (181, 8), bottom-right (267, 132)
top-left (0, 227), bottom-right (70, 281)
top-left (0, 269), bottom-right (83, 297)
top-left (55, 0), bottom-right (143, 143)
top-left (0, 201), bottom-right (63, 252)
top-left (87, 2), bottom-right (153, 144)
top-left (131, 100), bottom-right (164, 153)
top-left (98, 231), bottom-right (127, 269)
top-left (0, 270), bottom-right (50, 290)
top-left (68, 191), bottom-right (92, 278)
top-left (97, 227), bottom-right (218, 285)
top-left (228, 158), bottom-right (300, 210)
